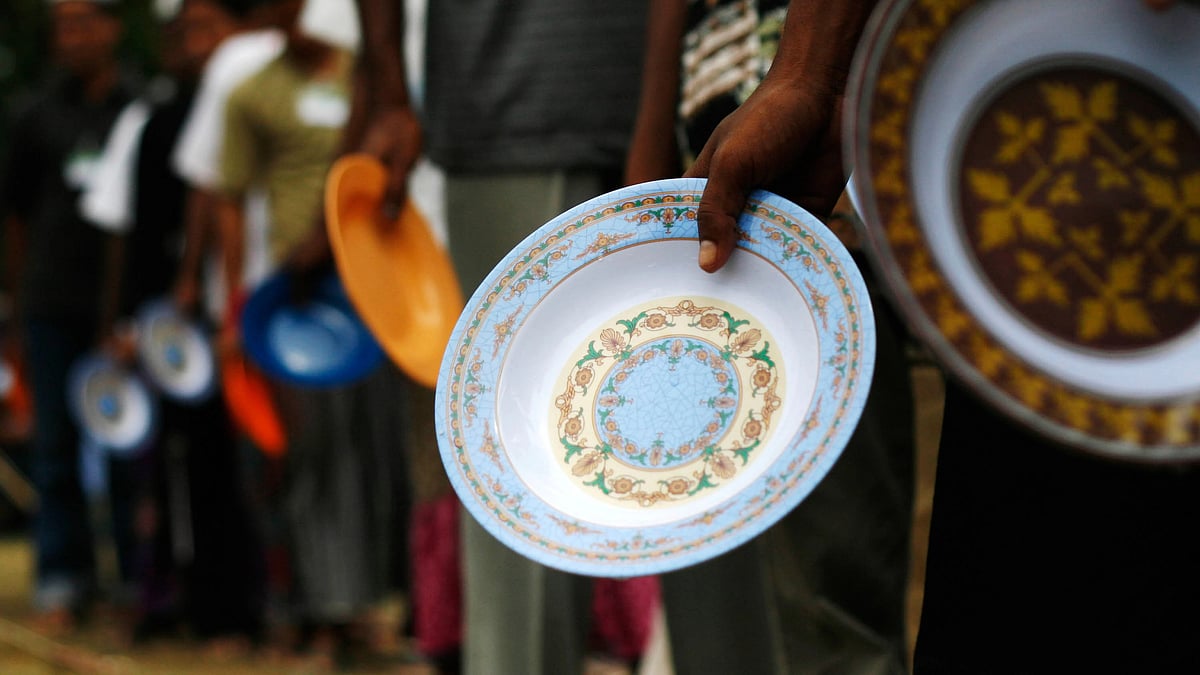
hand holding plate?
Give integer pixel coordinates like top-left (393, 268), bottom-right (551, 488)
top-left (171, 275), bottom-right (200, 315)
top-left (357, 104), bottom-right (422, 222)
top-left (99, 322), bottom-right (138, 367)
top-left (686, 79), bottom-right (845, 273)
top-left (684, 1), bottom-right (875, 273)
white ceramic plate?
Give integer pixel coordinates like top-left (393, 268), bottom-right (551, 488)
top-left (136, 300), bottom-right (217, 404)
top-left (847, 0), bottom-right (1200, 460)
top-left (68, 353), bottom-right (158, 456)
top-left (436, 178), bottom-right (876, 576)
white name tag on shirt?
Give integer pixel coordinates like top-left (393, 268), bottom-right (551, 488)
top-left (295, 85), bottom-right (349, 128)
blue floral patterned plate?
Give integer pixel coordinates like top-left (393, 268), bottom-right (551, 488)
top-left (436, 178), bottom-right (876, 576)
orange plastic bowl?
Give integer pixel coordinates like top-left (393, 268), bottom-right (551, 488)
top-left (325, 154), bottom-right (463, 389)
top-left (220, 353), bottom-right (286, 457)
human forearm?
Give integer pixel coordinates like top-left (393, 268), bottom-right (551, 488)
top-left (172, 187), bottom-right (212, 311)
top-left (766, 0), bottom-right (878, 96)
top-left (346, 0), bottom-right (421, 215)
top-left (686, 0), bottom-right (880, 272)
top-left (215, 194), bottom-right (246, 312)
top-left (625, 0), bottom-right (687, 185)
top-left (355, 0), bottom-right (409, 109)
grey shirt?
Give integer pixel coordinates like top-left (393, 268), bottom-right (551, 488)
top-left (423, 0), bottom-right (647, 173)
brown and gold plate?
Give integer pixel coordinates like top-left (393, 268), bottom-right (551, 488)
top-left (846, 0), bottom-right (1200, 461)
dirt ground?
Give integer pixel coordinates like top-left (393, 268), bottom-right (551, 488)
top-left (0, 365), bottom-right (946, 675)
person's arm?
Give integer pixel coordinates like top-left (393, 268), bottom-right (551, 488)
top-left (214, 192), bottom-right (247, 354)
top-left (82, 102), bottom-right (147, 356)
top-left (686, 0), bottom-right (878, 273)
top-left (172, 187), bottom-right (215, 312)
top-left (215, 193), bottom-right (246, 312)
top-left (344, 0), bottom-right (420, 217)
top-left (691, 0), bottom-right (1177, 273)
top-left (214, 84), bottom-right (259, 350)
top-left (624, 0), bottom-right (688, 186)
top-left (95, 232), bottom-right (139, 362)
top-left (281, 210), bottom-right (333, 304)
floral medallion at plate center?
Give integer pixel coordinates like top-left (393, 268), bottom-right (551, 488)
top-left (554, 297), bottom-right (783, 508)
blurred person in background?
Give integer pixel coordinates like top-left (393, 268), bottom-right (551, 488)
top-left (216, 0), bottom-right (408, 667)
top-left (81, 0), bottom-right (267, 652)
top-left (169, 0), bottom-right (287, 321)
top-left (345, 1), bottom-right (658, 673)
top-left (658, 0), bottom-right (1200, 673)
top-left (164, 0), bottom-right (295, 651)
top-left (0, 0), bottom-right (141, 636)
top-left (625, 2), bottom-right (914, 673)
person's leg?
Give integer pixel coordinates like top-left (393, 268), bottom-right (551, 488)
top-left (660, 538), bottom-right (786, 675)
top-left (24, 317), bottom-right (95, 618)
top-left (764, 288), bottom-right (914, 675)
top-left (279, 381), bottom-right (374, 624)
top-left (347, 364), bottom-right (410, 656)
top-left (176, 395), bottom-right (264, 642)
top-left (448, 170), bottom-right (610, 675)
top-left (129, 431), bottom-right (181, 639)
top-left (660, 283), bottom-right (915, 675)
top-left (403, 380), bottom-right (462, 663)
top-left (589, 576), bottom-right (660, 666)
top-left (104, 451), bottom-right (142, 610)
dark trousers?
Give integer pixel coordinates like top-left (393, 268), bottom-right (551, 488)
top-left (139, 393), bottom-right (265, 638)
top-left (25, 316), bottom-right (138, 610)
top-left (915, 380), bottom-right (1200, 674)
top-left (661, 282), bottom-right (915, 675)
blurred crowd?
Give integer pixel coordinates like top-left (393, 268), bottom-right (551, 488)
top-left (0, 1), bottom-right (913, 673)
top-left (0, 0), bottom-right (669, 672)
top-left (3, 1), bottom-right (1200, 674)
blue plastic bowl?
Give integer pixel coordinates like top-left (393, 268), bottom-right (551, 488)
top-left (240, 272), bottom-right (385, 387)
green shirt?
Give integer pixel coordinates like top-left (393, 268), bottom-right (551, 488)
top-left (220, 51), bottom-right (352, 264)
